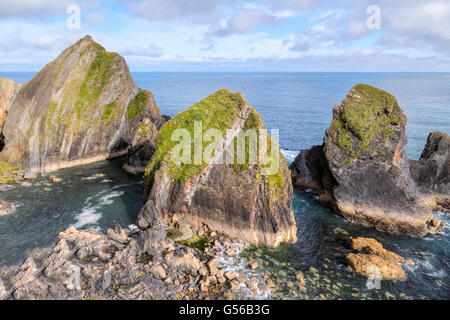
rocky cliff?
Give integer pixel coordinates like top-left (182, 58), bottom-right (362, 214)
top-left (138, 89), bottom-right (297, 248)
top-left (0, 77), bottom-right (19, 151)
top-left (0, 36), bottom-right (166, 173)
top-left (290, 84), bottom-right (446, 236)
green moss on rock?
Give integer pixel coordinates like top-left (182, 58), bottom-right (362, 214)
top-left (126, 90), bottom-right (151, 121)
top-left (333, 84), bottom-right (406, 158)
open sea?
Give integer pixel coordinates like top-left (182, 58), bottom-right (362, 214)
top-left (0, 72), bottom-right (449, 299)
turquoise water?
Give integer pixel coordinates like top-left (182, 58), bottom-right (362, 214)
top-left (0, 72), bottom-right (448, 299)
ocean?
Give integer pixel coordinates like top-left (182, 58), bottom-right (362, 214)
top-left (0, 72), bottom-right (449, 299)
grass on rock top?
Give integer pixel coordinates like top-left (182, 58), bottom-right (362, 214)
top-left (333, 84), bottom-right (406, 157)
top-left (145, 88), bottom-right (287, 200)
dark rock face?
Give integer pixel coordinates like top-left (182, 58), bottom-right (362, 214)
top-left (290, 84), bottom-right (446, 236)
top-left (0, 36), bottom-right (166, 173)
top-left (138, 89), bottom-right (297, 248)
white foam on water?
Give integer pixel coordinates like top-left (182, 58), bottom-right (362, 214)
top-left (71, 190), bottom-right (124, 229)
top-left (82, 173), bottom-right (106, 181)
top-left (281, 149), bottom-right (300, 165)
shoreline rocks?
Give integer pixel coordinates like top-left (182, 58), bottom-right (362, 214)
top-left (290, 84), bottom-right (447, 236)
top-left (138, 88), bottom-right (297, 248)
top-left (346, 237), bottom-right (413, 281)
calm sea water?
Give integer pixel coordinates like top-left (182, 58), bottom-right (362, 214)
top-left (0, 72), bottom-right (449, 299)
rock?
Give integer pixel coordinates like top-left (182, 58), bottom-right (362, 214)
top-left (296, 272), bottom-right (305, 285)
top-left (225, 249), bottom-right (236, 256)
top-left (346, 237), bottom-right (410, 280)
top-left (49, 176), bottom-right (62, 183)
top-left (230, 280), bottom-right (240, 291)
top-left (207, 258), bottom-right (219, 270)
top-left (24, 171), bottom-right (38, 180)
top-left (0, 35), bottom-right (167, 174)
top-left (0, 224), bottom-right (223, 300)
top-left (409, 131), bottom-right (450, 212)
top-left (138, 89), bottom-right (297, 248)
top-left (224, 271), bottom-right (237, 281)
top-left (0, 199), bottom-right (15, 216)
top-left (290, 84), bottom-right (445, 236)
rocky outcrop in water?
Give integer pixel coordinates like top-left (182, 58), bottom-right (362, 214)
top-left (409, 131), bottom-right (450, 212)
top-left (138, 89), bottom-right (297, 248)
top-left (346, 237), bottom-right (413, 281)
top-left (0, 36), bottom-right (166, 173)
top-left (290, 84), bottom-right (446, 236)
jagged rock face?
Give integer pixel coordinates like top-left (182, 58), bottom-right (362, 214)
top-left (291, 84), bottom-right (444, 236)
top-left (0, 77), bottom-right (18, 150)
top-left (409, 131), bottom-right (449, 196)
top-left (0, 36), bottom-right (166, 173)
top-left (138, 89), bottom-right (297, 248)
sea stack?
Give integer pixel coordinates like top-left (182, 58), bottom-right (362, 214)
top-left (290, 84), bottom-right (446, 236)
top-left (0, 35), bottom-right (166, 173)
top-left (0, 77), bottom-right (18, 150)
top-left (138, 89), bottom-right (297, 247)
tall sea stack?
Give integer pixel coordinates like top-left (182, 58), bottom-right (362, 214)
top-left (138, 89), bottom-right (297, 247)
top-left (290, 84), bottom-right (447, 236)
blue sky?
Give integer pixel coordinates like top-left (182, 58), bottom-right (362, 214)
top-left (0, 0), bottom-right (449, 71)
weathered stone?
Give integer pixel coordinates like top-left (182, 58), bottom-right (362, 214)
top-left (0, 199), bottom-right (15, 216)
top-left (290, 84), bottom-right (446, 236)
top-left (346, 237), bottom-right (411, 281)
top-left (224, 271), bottom-right (237, 281)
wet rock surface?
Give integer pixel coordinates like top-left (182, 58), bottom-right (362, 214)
top-left (0, 224), bottom-right (246, 300)
top-left (290, 84), bottom-right (447, 236)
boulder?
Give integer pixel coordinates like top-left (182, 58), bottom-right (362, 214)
top-left (0, 199), bottom-right (15, 216)
top-left (0, 35), bottom-right (167, 173)
top-left (346, 237), bottom-right (412, 281)
top-left (138, 88), bottom-right (297, 247)
top-left (0, 77), bottom-right (19, 151)
top-left (290, 84), bottom-right (445, 236)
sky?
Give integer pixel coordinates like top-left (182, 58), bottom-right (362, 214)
top-left (0, 0), bottom-right (449, 72)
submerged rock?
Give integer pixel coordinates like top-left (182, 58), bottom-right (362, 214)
top-left (290, 84), bottom-right (446, 236)
top-left (0, 35), bottom-right (167, 174)
top-left (138, 89), bottom-right (297, 248)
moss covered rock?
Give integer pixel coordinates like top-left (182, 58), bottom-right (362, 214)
top-left (138, 89), bottom-right (297, 248)
top-left (0, 35), bottom-right (166, 173)
top-left (291, 84), bottom-right (444, 237)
